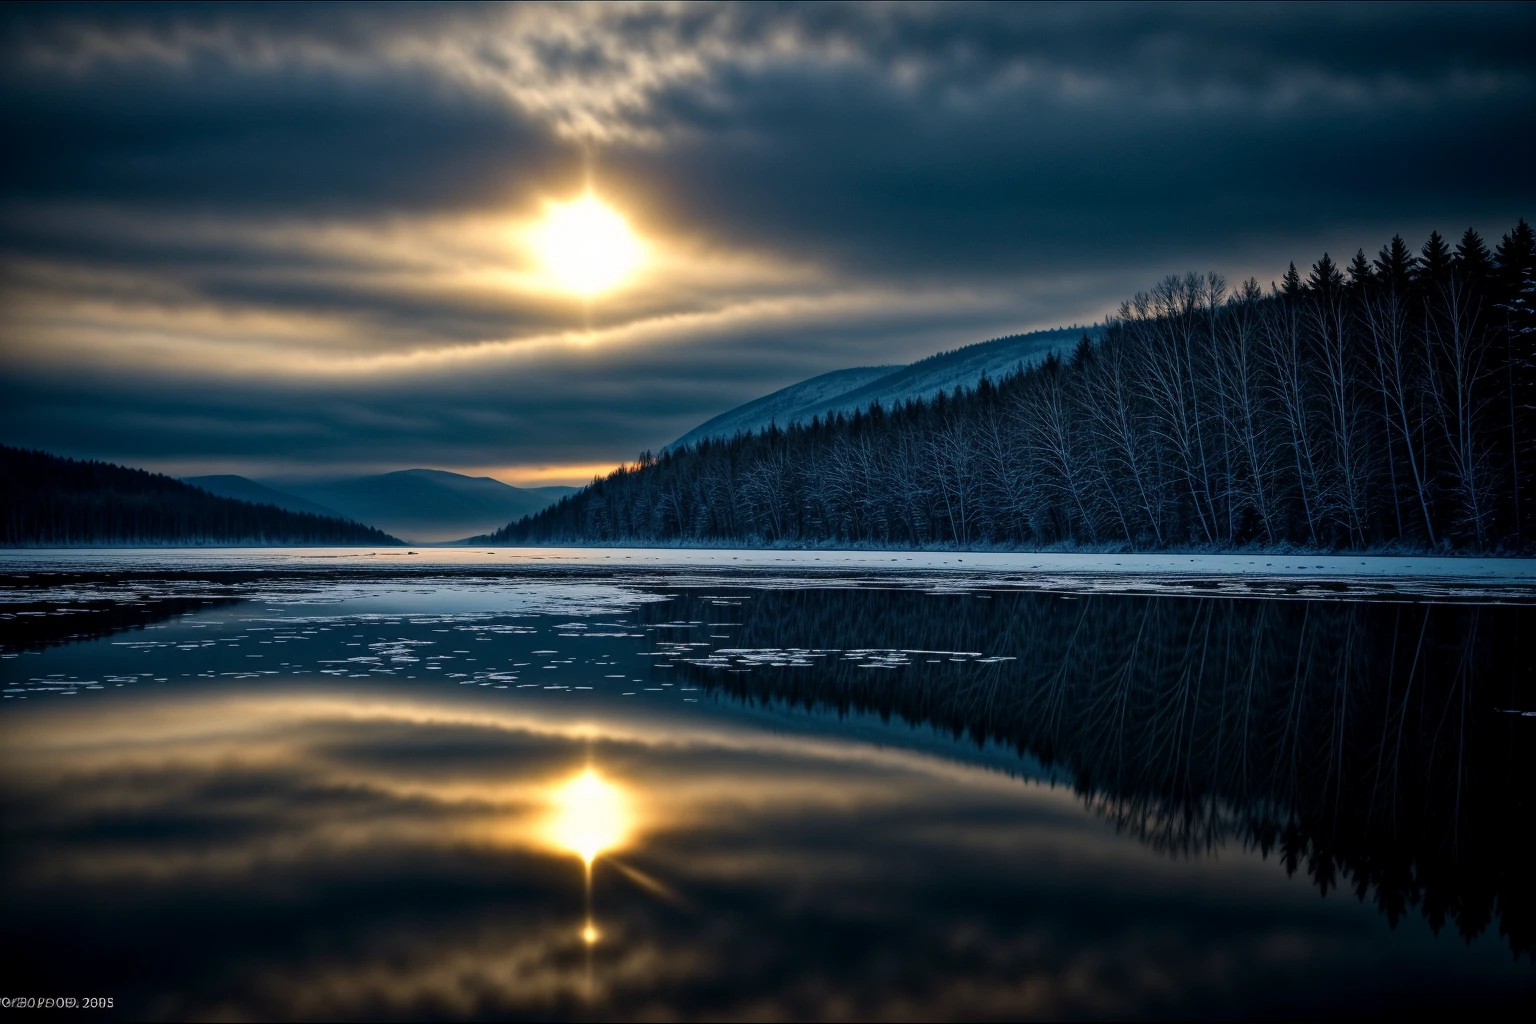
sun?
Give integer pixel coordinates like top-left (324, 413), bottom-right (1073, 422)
top-left (533, 193), bottom-right (643, 297)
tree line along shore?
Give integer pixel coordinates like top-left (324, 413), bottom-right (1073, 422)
top-left (499, 221), bottom-right (1536, 554)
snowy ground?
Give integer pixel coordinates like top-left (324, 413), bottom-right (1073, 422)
top-left (3, 547), bottom-right (1534, 600)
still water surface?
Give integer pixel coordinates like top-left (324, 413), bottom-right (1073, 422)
top-left (2, 556), bottom-right (1531, 1020)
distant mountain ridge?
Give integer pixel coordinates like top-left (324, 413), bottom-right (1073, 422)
top-left (266, 469), bottom-right (576, 543)
top-left (1, 445), bottom-right (400, 547)
top-left (670, 325), bottom-right (1095, 449)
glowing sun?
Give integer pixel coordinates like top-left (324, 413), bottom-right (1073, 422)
top-left (533, 193), bottom-right (643, 297)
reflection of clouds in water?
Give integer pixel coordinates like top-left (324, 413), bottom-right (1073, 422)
top-left (251, 930), bottom-right (711, 1021)
top-left (6, 685), bottom-right (1524, 1020)
top-left (1, 690), bottom-right (1041, 886)
top-left (234, 916), bottom-right (1216, 1021)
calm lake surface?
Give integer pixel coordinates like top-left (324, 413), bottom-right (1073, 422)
top-left (2, 551), bottom-right (1532, 1020)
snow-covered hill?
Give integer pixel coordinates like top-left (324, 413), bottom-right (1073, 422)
top-left (670, 365), bottom-right (899, 451)
top-left (670, 325), bottom-right (1095, 449)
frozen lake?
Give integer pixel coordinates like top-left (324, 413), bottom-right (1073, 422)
top-left (5, 545), bottom-right (1536, 599)
top-left (1, 550), bottom-right (1531, 1019)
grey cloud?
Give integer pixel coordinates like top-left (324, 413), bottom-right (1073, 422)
top-left (0, 290), bottom-right (1064, 475)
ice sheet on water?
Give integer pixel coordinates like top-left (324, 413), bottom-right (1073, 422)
top-left (6, 547), bottom-right (1531, 600)
top-left (0, 571), bottom-right (670, 621)
top-left (678, 646), bottom-right (1001, 672)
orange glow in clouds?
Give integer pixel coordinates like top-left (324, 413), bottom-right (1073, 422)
top-left (480, 463), bottom-right (621, 488)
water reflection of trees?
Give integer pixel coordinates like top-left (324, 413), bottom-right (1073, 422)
top-left (650, 591), bottom-right (1534, 959)
top-left (0, 596), bottom-right (240, 653)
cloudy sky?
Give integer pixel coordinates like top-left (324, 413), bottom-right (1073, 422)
top-left (2, 2), bottom-right (1532, 485)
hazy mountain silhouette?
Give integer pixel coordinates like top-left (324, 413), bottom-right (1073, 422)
top-left (269, 469), bottom-right (576, 543)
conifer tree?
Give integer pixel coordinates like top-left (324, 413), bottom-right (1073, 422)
top-left (1282, 262), bottom-right (1303, 296)
top-left (1455, 228), bottom-right (1494, 285)
top-left (1309, 253), bottom-right (1344, 294)
top-left (1348, 249), bottom-right (1374, 293)
top-left (1373, 234), bottom-right (1417, 289)
top-left (1418, 230), bottom-right (1453, 286)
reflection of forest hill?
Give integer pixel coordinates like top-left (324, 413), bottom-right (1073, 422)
top-left (0, 597), bottom-right (241, 654)
top-left (503, 221), bottom-right (1536, 553)
top-left (645, 591), bottom-right (1535, 960)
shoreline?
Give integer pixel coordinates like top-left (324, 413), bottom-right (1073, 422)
top-left (3, 547), bottom-right (1535, 602)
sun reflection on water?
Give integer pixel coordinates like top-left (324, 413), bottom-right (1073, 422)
top-left (547, 766), bottom-right (630, 866)
top-left (543, 765), bottom-right (631, 955)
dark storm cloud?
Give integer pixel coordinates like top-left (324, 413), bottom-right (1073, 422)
top-left (1, 33), bottom-right (565, 217)
top-left (615, 2), bottom-right (1536, 276)
top-left (1, 2), bottom-right (1532, 478)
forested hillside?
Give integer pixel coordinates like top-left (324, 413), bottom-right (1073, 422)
top-left (496, 221), bottom-right (1536, 553)
top-left (1, 446), bottom-right (401, 546)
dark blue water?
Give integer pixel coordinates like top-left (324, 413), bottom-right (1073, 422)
top-left (2, 559), bottom-right (1531, 1020)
